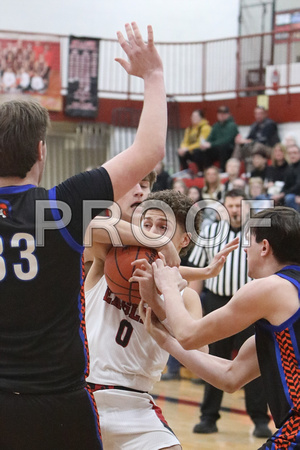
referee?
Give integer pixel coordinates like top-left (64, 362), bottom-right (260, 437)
top-left (188, 189), bottom-right (272, 438)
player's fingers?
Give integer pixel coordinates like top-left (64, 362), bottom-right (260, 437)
top-left (157, 252), bottom-right (166, 266)
top-left (115, 58), bottom-right (130, 72)
top-left (147, 25), bottom-right (154, 47)
top-left (154, 257), bottom-right (165, 268)
top-left (213, 255), bottom-right (226, 267)
top-left (131, 22), bottom-right (145, 47)
top-left (129, 268), bottom-right (148, 280)
top-left (221, 243), bottom-right (239, 256)
top-left (132, 258), bottom-right (151, 269)
top-left (116, 30), bottom-right (130, 52)
top-left (225, 237), bottom-right (239, 247)
top-left (138, 301), bottom-right (147, 321)
top-left (125, 22), bottom-right (135, 45)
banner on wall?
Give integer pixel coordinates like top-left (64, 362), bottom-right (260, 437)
top-left (65, 36), bottom-right (99, 118)
top-left (0, 38), bottom-right (62, 111)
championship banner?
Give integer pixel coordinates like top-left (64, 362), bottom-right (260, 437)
top-left (65, 36), bottom-right (99, 118)
top-left (0, 38), bottom-right (62, 111)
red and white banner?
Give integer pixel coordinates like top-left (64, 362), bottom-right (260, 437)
top-left (65, 36), bottom-right (99, 118)
top-left (0, 38), bottom-right (62, 111)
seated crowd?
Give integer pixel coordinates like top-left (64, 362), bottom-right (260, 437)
top-left (170, 104), bottom-right (300, 219)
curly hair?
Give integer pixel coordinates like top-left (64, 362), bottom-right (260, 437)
top-left (147, 189), bottom-right (202, 257)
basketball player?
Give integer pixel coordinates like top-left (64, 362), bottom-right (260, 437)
top-left (0, 23), bottom-right (169, 450)
top-left (143, 206), bottom-right (300, 450)
top-left (84, 185), bottom-right (238, 450)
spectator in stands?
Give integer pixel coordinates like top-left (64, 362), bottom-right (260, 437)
top-left (200, 166), bottom-right (225, 202)
top-left (177, 109), bottom-right (211, 173)
top-left (248, 177), bottom-right (271, 213)
top-left (250, 145), bottom-right (269, 181)
top-left (172, 178), bottom-right (188, 195)
top-left (233, 105), bottom-right (280, 173)
top-left (199, 166), bottom-right (225, 229)
top-left (200, 105), bottom-right (239, 172)
top-left (283, 133), bottom-right (298, 148)
top-left (264, 143), bottom-right (289, 195)
top-left (152, 160), bottom-right (171, 192)
top-left (271, 145), bottom-right (300, 207)
top-left (187, 185), bottom-right (201, 203)
top-left (223, 157), bottom-right (242, 192)
top-left (232, 177), bottom-right (247, 192)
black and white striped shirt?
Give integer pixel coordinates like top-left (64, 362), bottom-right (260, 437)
top-left (188, 220), bottom-right (251, 297)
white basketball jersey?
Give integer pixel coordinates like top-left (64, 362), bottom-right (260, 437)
top-left (85, 276), bottom-right (169, 392)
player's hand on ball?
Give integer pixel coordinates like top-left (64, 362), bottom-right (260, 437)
top-left (152, 259), bottom-right (188, 293)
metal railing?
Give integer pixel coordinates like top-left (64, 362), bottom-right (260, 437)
top-left (0, 28), bottom-right (299, 101)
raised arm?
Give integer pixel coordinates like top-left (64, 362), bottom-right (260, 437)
top-left (103, 23), bottom-right (167, 201)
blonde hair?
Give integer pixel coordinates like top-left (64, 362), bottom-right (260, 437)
top-left (271, 143), bottom-right (288, 166)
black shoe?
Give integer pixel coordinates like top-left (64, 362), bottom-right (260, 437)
top-left (193, 421), bottom-right (218, 434)
top-left (161, 372), bottom-right (181, 381)
top-left (253, 423), bottom-right (272, 438)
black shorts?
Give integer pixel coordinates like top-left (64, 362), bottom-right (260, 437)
top-left (0, 386), bottom-right (102, 450)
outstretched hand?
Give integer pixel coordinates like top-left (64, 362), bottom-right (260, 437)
top-left (206, 236), bottom-right (239, 278)
top-left (115, 22), bottom-right (163, 80)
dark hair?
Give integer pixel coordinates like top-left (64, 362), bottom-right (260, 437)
top-left (0, 100), bottom-right (50, 178)
top-left (250, 206), bottom-right (300, 265)
top-left (255, 105), bottom-right (267, 112)
top-left (197, 109), bottom-right (205, 118)
top-left (147, 189), bottom-right (202, 257)
top-left (217, 105), bottom-right (230, 113)
top-left (252, 144), bottom-right (268, 159)
top-left (225, 189), bottom-right (248, 200)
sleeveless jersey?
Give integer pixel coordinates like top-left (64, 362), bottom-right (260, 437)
top-left (85, 276), bottom-right (169, 392)
top-left (0, 168), bottom-right (113, 394)
top-left (255, 265), bottom-right (300, 448)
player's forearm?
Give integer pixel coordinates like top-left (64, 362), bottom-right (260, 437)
top-left (143, 293), bottom-right (166, 321)
top-left (164, 338), bottom-right (243, 393)
top-left (88, 218), bottom-right (165, 247)
top-left (179, 265), bottom-right (212, 281)
top-left (133, 72), bottom-right (167, 165)
top-left (161, 284), bottom-right (199, 346)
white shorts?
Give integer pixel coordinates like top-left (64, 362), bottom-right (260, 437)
top-left (93, 388), bottom-right (181, 450)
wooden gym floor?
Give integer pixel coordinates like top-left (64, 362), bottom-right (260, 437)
top-left (151, 369), bottom-right (276, 450)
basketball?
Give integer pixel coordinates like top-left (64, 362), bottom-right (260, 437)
top-left (104, 246), bottom-right (158, 304)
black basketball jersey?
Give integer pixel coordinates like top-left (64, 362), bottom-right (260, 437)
top-left (0, 168), bottom-right (113, 394)
top-left (255, 265), bottom-right (300, 448)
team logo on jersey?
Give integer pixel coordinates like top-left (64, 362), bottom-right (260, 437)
top-left (0, 200), bottom-right (11, 219)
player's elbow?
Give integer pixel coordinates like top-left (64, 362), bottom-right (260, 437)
top-left (222, 372), bottom-right (243, 393)
top-left (223, 381), bottom-right (238, 394)
top-left (155, 144), bottom-right (166, 161)
top-left (177, 333), bottom-right (198, 351)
